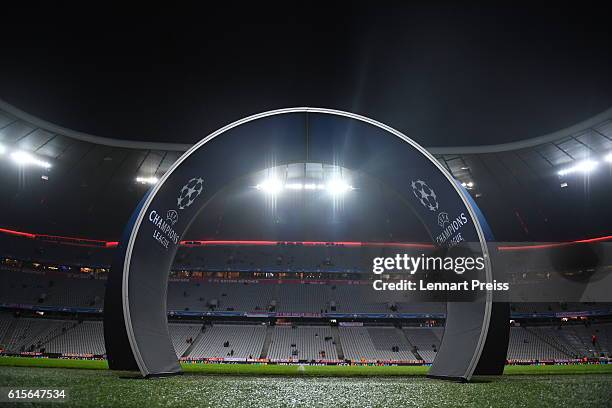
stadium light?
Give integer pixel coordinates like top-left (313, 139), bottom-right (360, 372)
top-left (255, 177), bottom-right (283, 195)
top-left (605, 153), bottom-right (612, 163)
top-left (10, 151), bottom-right (51, 169)
top-left (326, 178), bottom-right (353, 195)
top-left (136, 176), bottom-right (159, 185)
top-left (557, 159), bottom-right (598, 176)
top-left (0, 144), bottom-right (5, 155)
top-left (255, 178), bottom-right (350, 194)
top-left (285, 182), bottom-right (304, 190)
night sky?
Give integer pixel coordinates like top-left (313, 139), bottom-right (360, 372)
top-left (0, 3), bottom-right (611, 147)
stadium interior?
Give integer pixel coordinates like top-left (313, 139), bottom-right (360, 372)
top-left (0, 101), bottom-right (611, 366)
top-left (1, 5), bottom-right (612, 407)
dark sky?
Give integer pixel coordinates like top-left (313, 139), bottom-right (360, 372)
top-left (0, 3), bottom-right (611, 147)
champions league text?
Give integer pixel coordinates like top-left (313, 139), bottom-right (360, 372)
top-left (371, 254), bottom-right (509, 292)
top-left (148, 210), bottom-right (180, 249)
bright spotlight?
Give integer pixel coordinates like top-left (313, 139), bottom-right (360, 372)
top-left (285, 183), bottom-right (303, 190)
top-left (326, 179), bottom-right (352, 195)
top-left (0, 145), bottom-right (5, 155)
top-left (255, 178), bottom-right (348, 194)
top-left (557, 159), bottom-right (598, 176)
top-left (255, 178), bottom-right (283, 194)
top-left (605, 153), bottom-right (612, 163)
top-left (11, 151), bottom-right (51, 169)
top-left (136, 176), bottom-right (159, 185)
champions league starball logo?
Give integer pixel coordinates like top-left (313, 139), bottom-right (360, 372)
top-left (411, 179), bottom-right (439, 212)
top-left (146, 177), bottom-right (205, 250)
top-left (410, 179), bottom-right (469, 246)
top-left (177, 177), bottom-right (204, 210)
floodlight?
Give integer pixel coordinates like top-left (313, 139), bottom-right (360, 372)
top-left (255, 177), bottom-right (349, 194)
top-left (326, 179), bottom-right (352, 195)
top-left (576, 159), bottom-right (598, 172)
top-left (255, 178), bottom-right (283, 194)
top-left (136, 176), bottom-right (159, 185)
top-left (604, 153), bottom-right (612, 163)
top-left (0, 144), bottom-right (5, 155)
top-left (11, 151), bottom-right (52, 169)
top-left (557, 159), bottom-right (598, 176)
top-left (285, 183), bottom-right (303, 190)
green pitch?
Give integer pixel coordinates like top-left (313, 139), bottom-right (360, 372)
top-left (0, 357), bottom-right (610, 407)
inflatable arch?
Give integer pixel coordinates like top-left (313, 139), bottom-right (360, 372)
top-left (104, 108), bottom-right (509, 381)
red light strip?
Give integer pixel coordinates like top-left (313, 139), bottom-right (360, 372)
top-left (0, 226), bottom-right (610, 251)
top-left (498, 235), bottom-right (612, 251)
top-left (0, 227), bottom-right (35, 239)
top-left (0, 227), bottom-right (109, 246)
top-left (35, 234), bottom-right (109, 244)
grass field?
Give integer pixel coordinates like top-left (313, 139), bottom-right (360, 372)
top-left (0, 357), bottom-right (611, 407)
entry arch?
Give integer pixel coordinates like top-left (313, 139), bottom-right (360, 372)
top-left (103, 108), bottom-right (508, 380)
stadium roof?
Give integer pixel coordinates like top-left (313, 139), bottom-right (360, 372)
top-left (1, 99), bottom-right (611, 241)
top-left (3, 97), bottom-right (612, 155)
top-left (2, 98), bottom-right (612, 184)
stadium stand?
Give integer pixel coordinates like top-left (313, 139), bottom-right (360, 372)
top-left (187, 324), bottom-right (266, 359)
top-left (507, 326), bottom-right (569, 361)
top-left (169, 323), bottom-right (203, 358)
top-left (0, 269), bottom-right (105, 309)
top-left (45, 321), bottom-right (105, 355)
top-left (0, 268), bottom-right (448, 314)
top-left (0, 242), bottom-right (611, 364)
top-left (0, 316), bottom-right (75, 353)
top-left (0, 312), bottom-right (611, 362)
top-left (339, 326), bottom-right (418, 362)
top-left (267, 325), bottom-right (338, 361)
top-left (402, 326), bottom-right (442, 363)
